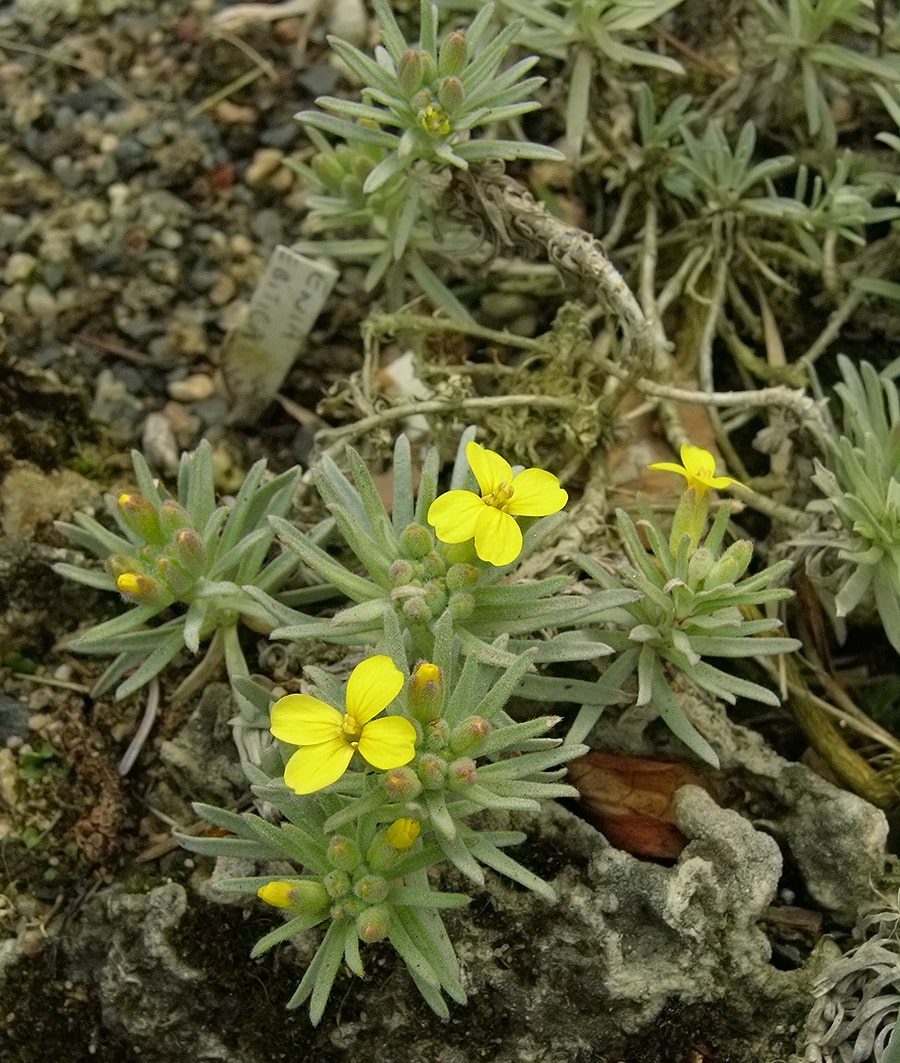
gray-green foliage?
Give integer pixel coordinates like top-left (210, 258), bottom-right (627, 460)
top-left (179, 643), bottom-right (585, 1023)
top-left (495, 0), bottom-right (687, 154)
top-left (54, 441), bottom-right (301, 698)
top-left (751, 0), bottom-right (900, 144)
top-left (570, 503), bottom-right (799, 765)
top-left (245, 431), bottom-right (638, 704)
top-left (298, 0), bottom-right (562, 188)
top-left (808, 356), bottom-right (900, 653)
top-left (292, 0), bottom-right (561, 317)
top-left (291, 129), bottom-right (479, 319)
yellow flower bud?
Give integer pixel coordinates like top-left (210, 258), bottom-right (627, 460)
top-left (384, 818), bottom-right (420, 851)
top-left (447, 757), bottom-right (476, 791)
top-left (417, 753), bottom-right (447, 790)
top-left (257, 881), bottom-right (296, 909)
top-left (408, 661), bottom-right (443, 722)
top-left (172, 528), bottom-right (206, 576)
top-left (400, 523), bottom-right (433, 560)
top-left (117, 493), bottom-right (163, 543)
top-left (437, 76), bottom-right (464, 113)
top-left (116, 572), bottom-right (160, 602)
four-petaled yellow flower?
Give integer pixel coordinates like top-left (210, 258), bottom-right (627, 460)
top-left (649, 444), bottom-right (745, 495)
top-left (270, 656), bottom-right (416, 795)
top-left (427, 441), bottom-right (568, 567)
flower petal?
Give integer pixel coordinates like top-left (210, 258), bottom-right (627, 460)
top-left (346, 655), bottom-right (404, 725)
top-left (357, 716), bottom-right (417, 770)
top-left (466, 441), bottom-right (512, 496)
top-left (679, 444), bottom-right (717, 480)
top-left (473, 505), bottom-right (523, 566)
top-left (508, 467), bottom-right (568, 517)
top-left (427, 489), bottom-right (485, 543)
top-left (283, 738), bottom-right (354, 794)
top-left (647, 461), bottom-right (690, 480)
top-left (270, 695), bottom-right (343, 745)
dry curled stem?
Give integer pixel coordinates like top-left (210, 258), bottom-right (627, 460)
top-left (448, 164), bottom-right (656, 395)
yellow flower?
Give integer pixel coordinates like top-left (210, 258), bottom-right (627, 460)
top-left (648, 444), bottom-right (745, 495)
top-left (270, 656), bottom-right (416, 795)
top-left (427, 441), bottom-right (568, 567)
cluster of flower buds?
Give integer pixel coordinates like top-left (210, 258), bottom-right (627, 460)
top-left (257, 817), bottom-right (421, 945)
top-left (106, 493), bottom-right (207, 606)
top-left (387, 523), bottom-right (477, 626)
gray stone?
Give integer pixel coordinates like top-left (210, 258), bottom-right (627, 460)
top-left (680, 692), bottom-right (888, 923)
top-left (51, 800), bottom-right (810, 1063)
top-left (591, 683), bottom-right (888, 925)
top-left (159, 682), bottom-right (247, 803)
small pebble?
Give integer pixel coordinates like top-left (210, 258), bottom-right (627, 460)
top-left (4, 252), bottom-right (37, 284)
top-left (245, 147), bottom-right (285, 187)
top-left (167, 374), bottom-right (216, 402)
top-left (25, 283), bottom-right (57, 318)
top-left (141, 410), bottom-right (180, 475)
top-left (208, 272), bottom-right (236, 307)
top-left (214, 100), bottom-right (257, 125)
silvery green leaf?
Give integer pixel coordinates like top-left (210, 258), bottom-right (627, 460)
top-left (89, 651), bottom-right (145, 698)
top-left (371, 0), bottom-right (408, 62)
top-left (516, 672), bottom-right (618, 706)
top-left (175, 834), bottom-right (283, 861)
top-left (413, 444), bottom-right (441, 523)
top-left (394, 905), bottom-right (467, 1003)
top-left (115, 629), bottom-right (185, 698)
top-left (298, 110), bottom-right (398, 150)
top-left (465, 784), bottom-right (540, 812)
top-left (636, 642), bottom-right (656, 705)
top-left (688, 660), bottom-right (781, 706)
top-left (70, 603), bottom-right (161, 645)
top-left (52, 563), bottom-right (117, 591)
top-left (387, 886), bottom-right (469, 909)
top-left (475, 715), bottom-right (562, 756)
top-left (874, 571), bottom-right (900, 653)
top-left (182, 599), bottom-right (209, 654)
top-left (528, 636), bottom-right (612, 663)
top-left (405, 251), bottom-right (472, 320)
top-left (231, 675), bottom-right (274, 726)
top-left (454, 629), bottom-right (521, 670)
top-left (349, 446), bottom-right (401, 553)
top-left (272, 516), bottom-right (383, 601)
top-left (57, 515), bottom-right (135, 556)
top-left (487, 779), bottom-right (578, 800)
top-left (687, 635), bottom-right (800, 657)
top-left (307, 921), bottom-right (347, 1025)
top-left (181, 440), bottom-right (216, 534)
top-left (465, 834), bottom-right (555, 901)
top-left (476, 742), bottom-right (584, 778)
top-left (435, 830), bottom-right (484, 883)
top-left (457, 139), bottom-right (564, 162)
top-left (652, 662), bottom-right (720, 767)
